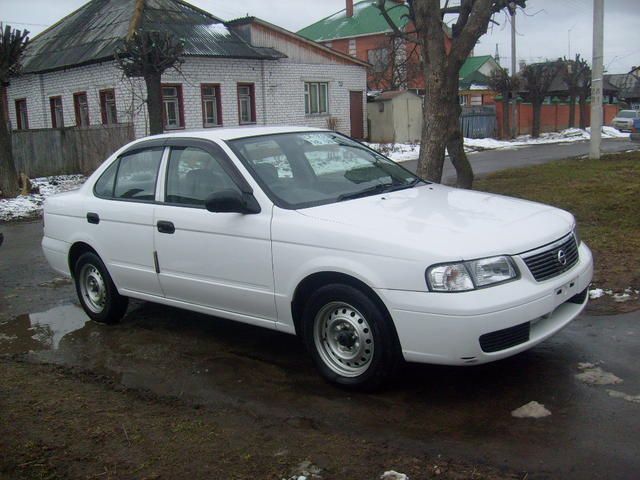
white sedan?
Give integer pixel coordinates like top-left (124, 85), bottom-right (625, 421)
top-left (42, 127), bottom-right (593, 389)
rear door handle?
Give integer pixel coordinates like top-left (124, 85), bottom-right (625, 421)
top-left (156, 220), bottom-right (175, 234)
top-left (87, 212), bottom-right (100, 224)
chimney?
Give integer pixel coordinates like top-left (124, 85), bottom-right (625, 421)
top-left (346, 0), bottom-right (353, 18)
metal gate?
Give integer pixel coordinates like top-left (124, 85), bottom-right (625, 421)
top-left (460, 106), bottom-right (497, 139)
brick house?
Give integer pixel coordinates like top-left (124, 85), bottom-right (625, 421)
top-left (6, 0), bottom-right (369, 139)
top-left (298, 0), bottom-right (452, 92)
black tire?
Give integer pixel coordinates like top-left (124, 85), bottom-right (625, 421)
top-left (73, 251), bottom-right (128, 324)
top-left (301, 283), bottom-right (401, 390)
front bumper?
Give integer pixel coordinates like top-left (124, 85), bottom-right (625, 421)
top-left (377, 242), bottom-right (593, 365)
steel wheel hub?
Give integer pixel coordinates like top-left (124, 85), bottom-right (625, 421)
top-left (313, 302), bottom-right (374, 377)
top-left (79, 264), bottom-right (106, 314)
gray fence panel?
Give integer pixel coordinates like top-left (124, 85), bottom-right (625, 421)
top-left (12, 124), bottom-right (135, 177)
top-left (460, 106), bottom-right (497, 139)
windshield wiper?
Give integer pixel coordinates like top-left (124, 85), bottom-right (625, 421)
top-left (337, 183), bottom-right (393, 202)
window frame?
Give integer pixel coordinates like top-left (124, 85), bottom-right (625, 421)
top-left (15, 98), bottom-right (28, 130)
top-left (200, 83), bottom-right (222, 128)
top-left (161, 84), bottom-right (185, 130)
top-left (99, 88), bottom-right (118, 125)
top-left (49, 96), bottom-right (64, 128)
top-left (304, 82), bottom-right (329, 115)
top-left (237, 83), bottom-right (256, 125)
top-left (73, 92), bottom-right (90, 127)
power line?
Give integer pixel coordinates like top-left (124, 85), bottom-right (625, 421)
top-left (0, 20), bottom-right (51, 27)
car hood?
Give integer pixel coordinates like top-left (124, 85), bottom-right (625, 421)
top-left (298, 183), bottom-right (574, 261)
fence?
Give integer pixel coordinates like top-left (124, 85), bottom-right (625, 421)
top-left (494, 103), bottom-right (620, 137)
top-left (460, 106), bottom-right (497, 139)
top-left (12, 124), bottom-right (135, 177)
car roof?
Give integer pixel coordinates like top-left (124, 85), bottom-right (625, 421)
top-left (136, 126), bottom-right (328, 143)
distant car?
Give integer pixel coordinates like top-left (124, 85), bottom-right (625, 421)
top-left (41, 127), bottom-right (593, 389)
top-left (612, 109), bottom-right (640, 132)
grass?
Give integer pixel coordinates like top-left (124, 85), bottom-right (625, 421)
top-left (475, 150), bottom-right (640, 303)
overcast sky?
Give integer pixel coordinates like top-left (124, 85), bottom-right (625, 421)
top-left (2, 0), bottom-right (639, 74)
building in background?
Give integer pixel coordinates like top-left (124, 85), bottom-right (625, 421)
top-left (6, 0), bottom-right (368, 139)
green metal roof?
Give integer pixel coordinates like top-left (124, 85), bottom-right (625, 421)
top-left (297, 0), bottom-right (410, 42)
top-left (458, 55), bottom-right (493, 81)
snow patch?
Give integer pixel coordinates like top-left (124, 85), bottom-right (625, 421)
top-left (0, 174), bottom-right (86, 221)
top-left (204, 23), bottom-right (231, 36)
top-left (613, 293), bottom-right (632, 303)
top-left (511, 401), bottom-right (551, 418)
top-left (576, 364), bottom-right (623, 385)
top-left (381, 471), bottom-right (409, 480)
top-left (607, 389), bottom-right (640, 404)
top-left (589, 288), bottom-right (606, 299)
top-left (366, 127), bottom-right (632, 162)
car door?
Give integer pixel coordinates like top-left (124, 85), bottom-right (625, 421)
top-left (87, 143), bottom-right (165, 297)
top-left (153, 139), bottom-right (276, 326)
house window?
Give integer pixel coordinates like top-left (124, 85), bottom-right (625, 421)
top-left (162, 85), bottom-right (184, 129)
top-left (348, 38), bottom-right (357, 57)
top-left (50, 96), bottom-right (64, 128)
top-left (237, 83), bottom-right (256, 124)
top-left (73, 92), bottom-right (90, 127)
top-left (201, 84), bottom-right (222, 127)
top-left (368, 48), bottom-right (389, 73)
top-left (304, 82), bottom-right (329, 115)
top-left (15, 99), bottom-right (28, 130)
top-left (459, 95), bottom-right (468, 106)
top-left (100, 89), bottom-right (118, 125)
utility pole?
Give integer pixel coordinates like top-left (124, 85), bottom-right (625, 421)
top-left (509, 2), bottom-right (518, 139)
top-left (590, 0), bottom-right (604, 159)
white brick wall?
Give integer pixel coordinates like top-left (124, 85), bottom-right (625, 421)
top-left (7, 56), bottom-right (367, 139)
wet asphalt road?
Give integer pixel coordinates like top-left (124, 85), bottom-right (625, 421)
top-left (1, 219), bottom-right (640, 477)
top-left (401, 138), bottom-right (640, 182)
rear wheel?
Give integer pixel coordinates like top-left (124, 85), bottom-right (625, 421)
top-left (74, 252), bottom-right (128, 324)
top-left (302, 284), bottom-right (401, 390)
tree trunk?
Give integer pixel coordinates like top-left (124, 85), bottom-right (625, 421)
top-left (501, 96), bottom-right (510, 139)
top-left (531, 99), bottom-right (543, 138)
top-left (145, 73), bottom-right (164, 135)
top-left (0, 85), bottom-right (19, 198)
top-left (578, 98), bottom-right (588, 129)
top-left (568, 94), bottom-right (576, 128)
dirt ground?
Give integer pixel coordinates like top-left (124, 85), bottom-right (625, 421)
top-left (2, 214), bottom-right (639, 479)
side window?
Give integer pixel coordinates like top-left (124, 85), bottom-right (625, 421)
top-left (94, 160), bottom-right (119, 198)
top-left (113, 148), bottom-right (163, 201)
top-left (165, 147), bottom-right (239, 206)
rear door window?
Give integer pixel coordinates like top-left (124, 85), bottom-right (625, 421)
top-left (112, 148), bottom-right (164, 201)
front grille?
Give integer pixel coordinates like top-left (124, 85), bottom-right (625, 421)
top-left (479, 322), bottom-right (531, 353)
top-left (521, 234), bottom-right (579, 282)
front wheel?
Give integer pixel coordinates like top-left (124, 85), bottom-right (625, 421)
top-left (74, 252), bottom-right (128, 324)
top-left (302, 284), bottom-right (401, 390)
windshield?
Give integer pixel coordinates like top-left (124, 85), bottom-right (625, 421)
top-left (618, 110), bottom-right (638, 118)
top-left (228, 131), bottom-right (423, 209)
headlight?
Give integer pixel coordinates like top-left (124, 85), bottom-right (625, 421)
top-left (426, 256), bottom-right (518, 292)
top-left (573, 224), bottom-right (581, 245)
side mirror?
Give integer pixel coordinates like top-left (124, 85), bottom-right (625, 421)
top-left (204, 190), bottom-right (261, 214)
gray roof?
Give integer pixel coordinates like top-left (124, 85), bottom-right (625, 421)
top-left (22, 0), bottom-right (280, 74)
top-left (604, 73), bottom-right (640, 100)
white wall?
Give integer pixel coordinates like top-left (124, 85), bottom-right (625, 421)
top-left (7, 56), bottom-right (367, 140)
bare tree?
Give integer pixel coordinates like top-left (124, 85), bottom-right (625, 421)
top-left (368, 34), bottom-right (422, 91)
top-left (561, 54), bottom-right (590, 128)
top-left (488, 67), bottom-right (519, 138)
top-left (520, 60), bottom-right (562, 138)
top-left (115, 31), bottom-right (184, 135)
top-left (376, 0), bottom-right (526, 189)
top-left (0, 24), bottom-right (29, 198)
top-left (576, 61), bottom-right (592, 130)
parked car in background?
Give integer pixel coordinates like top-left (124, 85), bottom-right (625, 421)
top-left (42, 127), bottom-right (593, 389)
top-left (612, 109), bottom-right (640, 132)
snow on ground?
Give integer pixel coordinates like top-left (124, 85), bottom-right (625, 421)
top-left (511, 401), bottom-right (552, 419)
top-left (0, 175), bottom-right (86, 222)
top-left (575, 363), bottom-right (623, 386)
top-left (366, 127), bottom-right (631, 162)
